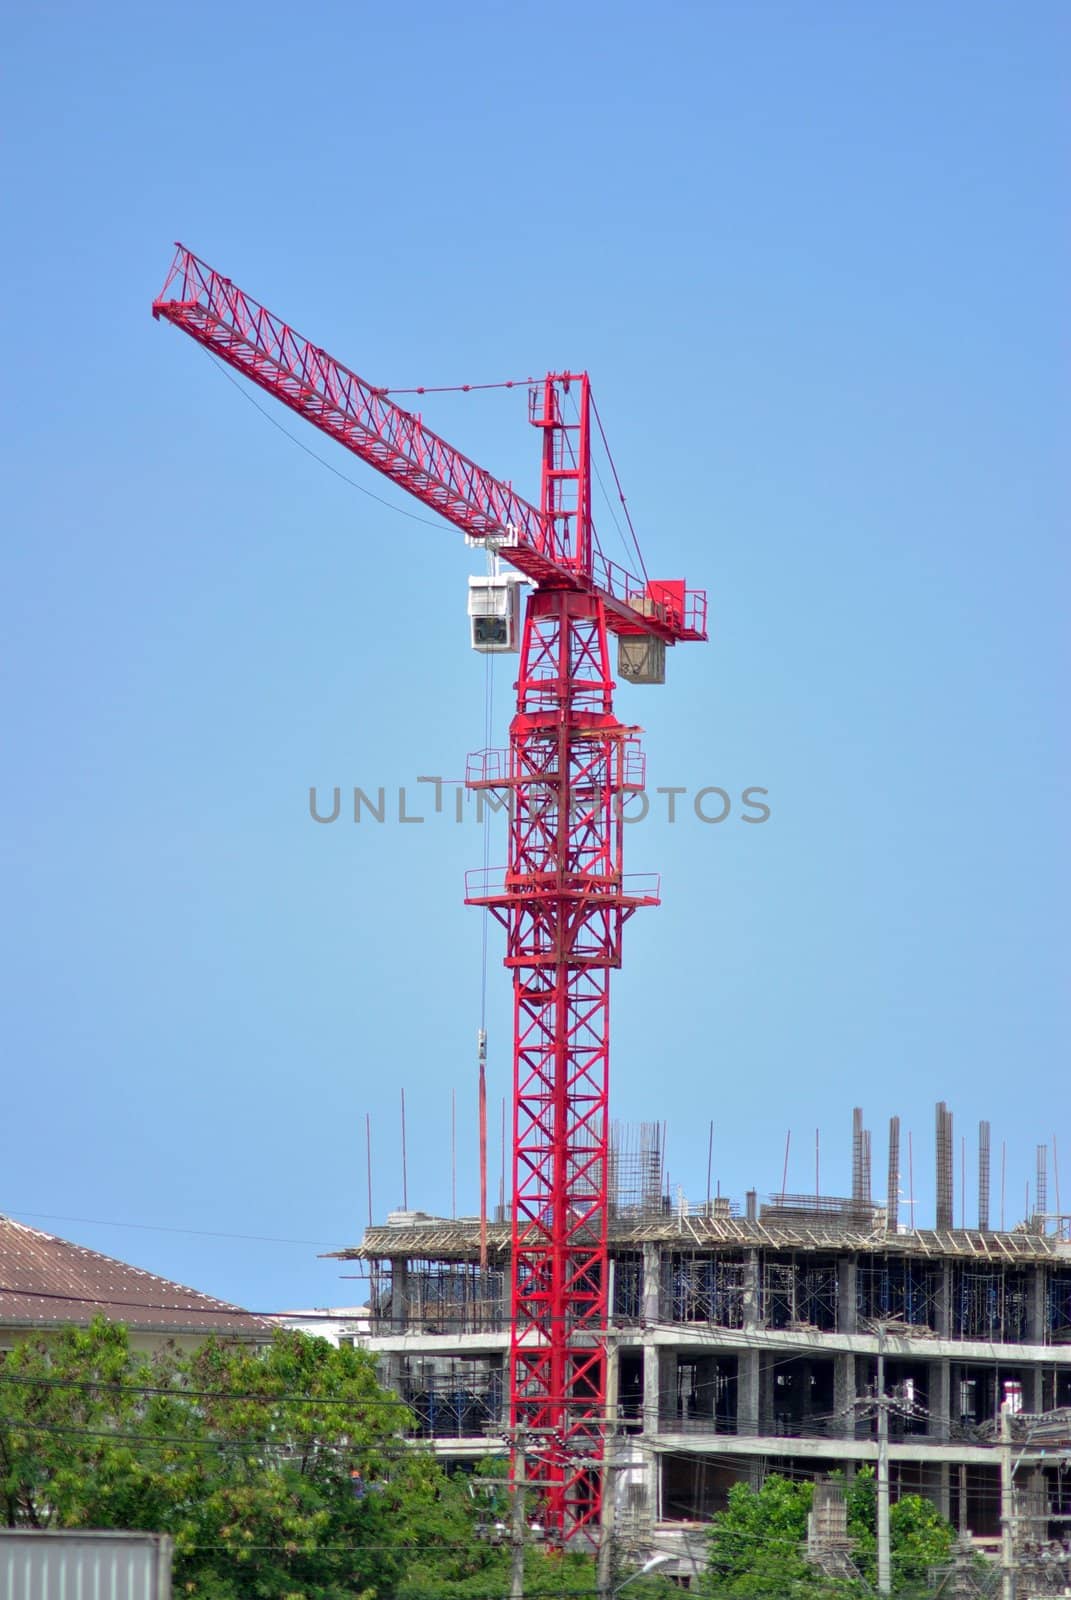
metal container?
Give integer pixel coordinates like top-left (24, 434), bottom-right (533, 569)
top-left (0, 1530), bottom-right (172, 1600)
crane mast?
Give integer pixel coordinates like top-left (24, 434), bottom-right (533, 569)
top-left (467, 376), bottom-right (656, 1535)
top-left (152, 245), bottom-right (707, 1541)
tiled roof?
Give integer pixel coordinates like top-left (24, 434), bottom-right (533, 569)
top-left (0, 1216), bottom-right (270, 1336)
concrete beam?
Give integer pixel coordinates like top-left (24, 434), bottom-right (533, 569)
top-left (645, 1325), bottom-right (1071, 1366)
top-left (363, 1331), bottom-right (509, 1354)
top-left (650, 1432), bottom-right (1006, 1466)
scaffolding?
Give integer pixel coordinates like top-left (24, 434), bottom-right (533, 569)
top-left (395, 1354), bottom-right (505, 1439)
top-left (665, 1252), bottom-right (747, 1327)
top-left (612, 1253), bottom-right (643, 1322)
top-left (1048, 1270), bottom-right (1071, 1344)
top-left (373, 1263), bottom-right (506, 1334)
top-left (762, 1254), bottom-right (839, 1331)
top-left (952, 1264), bottom-right (1029, 1343)
top-left (857, 1255), bottom-right (943, 1333)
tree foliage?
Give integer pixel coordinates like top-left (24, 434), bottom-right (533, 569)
top-left (702, 1475), bottom-right (860, 1597)
top-left (702, 1469), bottom-right (957, 1599)
top-left (0, 1319), bottom-right (507, 1598)
top-left (845, 1469), bottom-right (955, 1594)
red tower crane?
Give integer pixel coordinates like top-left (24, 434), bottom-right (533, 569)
top-left (153, 245), bottom-right (706, 1540)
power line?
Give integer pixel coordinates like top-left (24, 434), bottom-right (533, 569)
top-left (2, 1207), bottom-right (346, 1248)
top-left (0, 1285), bottom-right (340, 1320)
top-left (0, 1369), bottom-right (412, 1407)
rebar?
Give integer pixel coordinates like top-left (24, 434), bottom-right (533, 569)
top-left (852, 1108), bottom-right (865, 1205)
top-left (978, 1120), bottom-right (991, 1232)
top-left (609, 1121), bottom-right (665, 1216)
top-left (887, 1117), bottom-right (900, 1231)
top-left (1037, 1144), bottom-right (1048, 1223)
top-left (936, 1102), bottom-right (954, 1230)
top-left (861, 1128), bottom-right (872, 1206)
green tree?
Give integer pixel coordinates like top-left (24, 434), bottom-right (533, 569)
top-left (702, 1469), bottom-right (957, 1599)
top-left (702, 1474), bottom-right (861, 1597)
top-left (0, 1318), bottom-right (504, 1599)
top-left (846, 1468), bottom-right (955, 1594)
top-left (0, 1317), bottom-right (157, 1530)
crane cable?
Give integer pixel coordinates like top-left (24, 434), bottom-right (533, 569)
top-left (480, 648), bottom-right (495, 1033)
top-left (589, 389), bottom-right (649, 584)
top-left (476, 590), bottom-right (497, 1271)
top-left (379, 377), bottom-right (535, 396)
top-left (207, 341), bottom-right (506, 1258)
top-left (564, 385), bottom-right (646, 588)
top-left (203, 352), bottom-right (447, 531)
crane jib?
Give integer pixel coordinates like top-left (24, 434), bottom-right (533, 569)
top-left (152, 244), bottom-right (706, 646)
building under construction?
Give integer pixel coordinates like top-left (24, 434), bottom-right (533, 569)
top-left (335, 1106), bottom-right (1071, 1571)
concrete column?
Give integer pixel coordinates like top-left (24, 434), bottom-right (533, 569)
top-left (499, 1354), bottom-right (510, 1428)
top-left (1025, 1263), bottom-right (1047, 1344)
top-left (390, 1258), bottom-right (409, 1333)
top-left (381, 1351), bottom-right (406, 1398)
top-left (743, 1249), bottom-right (761, 1330)
top-left (933, 1463), bottom-right (951, 1521)
top-left (605, 1338), bottom-right (620, 1426)
top-left (642, 1338), bottom-right (660, 1434)
top-left (642, 1243), bottom-right (661, 1325)
top-left (1021, 1364), bottom-right (1044, 1415)
top-left (695, 1354), bottom-right (718, 1427)
top-left (935, 1262), bottom-right (953, 1339)
top-left (638, 1243), bottom-right (665, 1513)
top-left (640, 1327), bottom-right (661, 1513)
top-left (834, 1352), bottom-right (857, 1439)
top-left (838, 1254), bottom-right (858, 1334)
top-left (658, 1349), bottom-right (677, 1428)
top-left (759, 1353), bottom-right (776, 1435)
top-left (739, 1348), bottom-right (760, 1438)
top-left (929, 1358), bottom-right (952, 1442)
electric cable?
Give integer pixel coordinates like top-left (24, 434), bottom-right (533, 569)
top-left (0, 1370), bottom-right (415, 1407)
top-left (1, 1208), bottom-right (345, 1248)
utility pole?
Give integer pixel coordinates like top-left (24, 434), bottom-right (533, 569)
top-left (999, 1401), bottom-right (1015, 1600)
top-left (511, 1422), bottom-right (528, 1600)
top-left (876, 1328), bottom-right (891, 1597)
top-left (850, 1321), bottom-right (918, 1597)
top-left (597, 1433), bottom-right (620, 1600)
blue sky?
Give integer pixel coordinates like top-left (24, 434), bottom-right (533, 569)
top-left (2, 2), bottom-right (1067, 1313)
